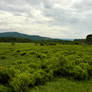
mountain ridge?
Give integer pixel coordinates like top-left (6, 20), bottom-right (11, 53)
top-left (0, 32), bottom-right (54, 41)
top-left (0, 32), bottom-right (75, 41)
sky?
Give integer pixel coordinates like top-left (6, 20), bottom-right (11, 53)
top-left (0, 0), bottom-right (92, 39)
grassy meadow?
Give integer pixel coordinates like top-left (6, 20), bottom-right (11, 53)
top-left (0, 43), bottom-right (92, 92)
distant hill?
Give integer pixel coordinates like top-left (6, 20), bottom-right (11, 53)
top-left (0, 32), bottom-right (53, 41)
top-left (0, 32), bottom-right (76, 44)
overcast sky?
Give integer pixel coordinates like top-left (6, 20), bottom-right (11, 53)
top-left (0, 0), bottom-right (92, 39)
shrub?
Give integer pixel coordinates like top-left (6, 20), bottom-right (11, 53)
top-left (33, 70), bottom-right (47, 85)
top-left (0, 85), bottom-right (11, 92)
top-left (0, 66), bottom-right (14, 84)
top-left (0, 56), bottom-right (6, 59)
top-left (16, 50), bottom-right (20, 52)
top-left (28, 62), bottom-right (41, 69)
top-left (88, 65), bottom-right (92, 76)
top-left (20, 52), bottom-right (26, 56)
top-left (36, 53), bottom-right (47, 59)
top-left (10, 72), bottom-right (31, 92)
top-left (72, 65), bottom-right (88, 80)
top-left (46, 70), bottom-right (54, 80)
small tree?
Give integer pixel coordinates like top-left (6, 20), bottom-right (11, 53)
top-left (86, 34), bottom-right (92, 44)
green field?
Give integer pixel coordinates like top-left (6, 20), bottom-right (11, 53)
top-left (0, 43), bottom-right (92, 92)
top-left (29, 78), bottom-right (92, 92)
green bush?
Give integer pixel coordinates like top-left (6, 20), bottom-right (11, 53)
top-left (0, 66), bottom-right (14, 84)
top-left (88, 65), bottom-right (92, 76)
top-left (33, 69), bottom-right (47, 85)
top-left (72, 65), bottom-right (88, 80)
top-left (10, 72), bottom-right (31, 92)
top-left (46, 70), bottom-right (54, 80)
top-left (28, 62), bottom-right (41, 69)
top-left (0, 85), bottom-right (11, 92)
top-left (36, 53), bottom-right (47, 59)
top-left (0, 56), bottom-right (6, 59)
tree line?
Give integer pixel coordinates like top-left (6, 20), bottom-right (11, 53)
top-left (0, 34), bottom-right (91, 45)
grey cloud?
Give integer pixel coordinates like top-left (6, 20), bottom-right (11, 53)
top-left (74, 0), bottom-right (92, 12)
top-left (41, 0), bottom-right (92, 36)
top-left (25, 0), bottom-right (52, 8)
top-left (0, 0), bottom-right (91, 38)
top-left (25, 0), bottom-right (41, 5)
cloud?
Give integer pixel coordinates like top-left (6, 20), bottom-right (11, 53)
top-left (0, 0), bottom-right (91, 39)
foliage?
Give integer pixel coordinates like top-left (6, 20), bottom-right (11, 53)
top-left (10, 72), bottom-right (31, 92)
top-left (0, 85), bottom-right (11, 92)
top-left (0, 43), bottom-right (92, 92)
top-left (86, 34), bottom-right (92, 44)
